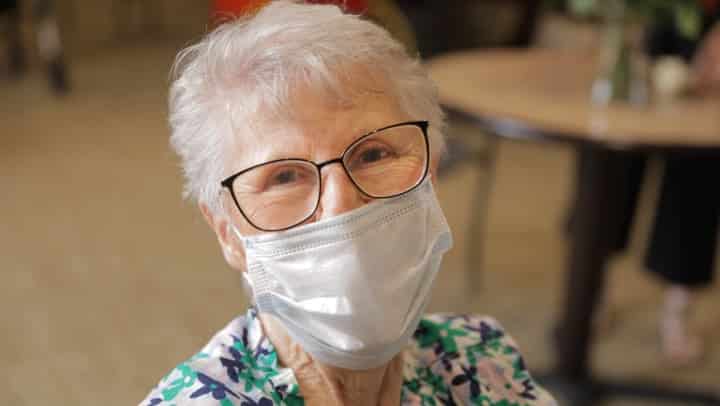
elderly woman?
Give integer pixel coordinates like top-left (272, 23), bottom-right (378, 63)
top-left (142, 1), bottom-right (555, 405)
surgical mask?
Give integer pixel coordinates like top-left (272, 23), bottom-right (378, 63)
top-left (234, 177), bottom-right (452, 370)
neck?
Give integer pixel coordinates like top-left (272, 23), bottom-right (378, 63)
top-left (259, 313), bottom-right (404, 405)
top-left (310, 360), bottom-right (396, 405)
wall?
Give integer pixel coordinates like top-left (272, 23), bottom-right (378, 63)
top-left (54, 0), bottom-right (209, 57)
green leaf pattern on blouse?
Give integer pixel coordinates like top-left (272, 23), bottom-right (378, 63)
top-left (141, 309), bottom-right (556, 406)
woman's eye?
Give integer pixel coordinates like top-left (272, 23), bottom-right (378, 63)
top-left (355, 146), bottom-right (394, 166)
top-left (360, 148), bottom-right (387, 163)
top-left (271, 170), bottom-right (298, 185)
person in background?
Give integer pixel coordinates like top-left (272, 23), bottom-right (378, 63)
top-left (141, 2), bottom-right (556, 404)
top-left (0, 0), bottom-right (69, 94)
top-left (693, 14), bottom-right (720, 91)
top-left (643, 8), bottom-right (720, 365)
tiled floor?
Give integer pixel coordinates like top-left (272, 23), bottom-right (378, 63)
top-left (2, 43), bottom-right (718, 405)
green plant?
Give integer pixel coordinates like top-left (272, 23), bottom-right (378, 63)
top-left (546, 0), bottom-right (703, 39)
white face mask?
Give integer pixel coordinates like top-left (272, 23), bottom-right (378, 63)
top-left (234, 178), bottom-right (452, 370)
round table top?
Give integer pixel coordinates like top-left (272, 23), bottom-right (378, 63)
top-left (427, 49), bottom-right (720, 149)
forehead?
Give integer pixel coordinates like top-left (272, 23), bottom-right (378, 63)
top-left (225, 86), bottom-right (410, 173)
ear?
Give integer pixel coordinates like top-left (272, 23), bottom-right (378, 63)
top-left (200, 203), bottom-right (247, 272)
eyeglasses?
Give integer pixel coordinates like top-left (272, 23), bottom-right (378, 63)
top-left (221, 121), bottom-right (430, 231)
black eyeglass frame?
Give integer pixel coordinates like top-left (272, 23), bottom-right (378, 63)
top-left (220, 120), bottom-right (430, 232)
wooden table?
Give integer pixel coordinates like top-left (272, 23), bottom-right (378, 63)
top-left (428, 49), bottom-right (720, 405)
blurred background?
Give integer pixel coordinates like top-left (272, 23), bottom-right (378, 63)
top-left (2, 1), bottom-right (719, 405)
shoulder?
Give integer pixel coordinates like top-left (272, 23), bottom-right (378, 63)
top-left (406, 313), bottom-right (557, 405)
top-left (139, 313), bottom-right (287, 406)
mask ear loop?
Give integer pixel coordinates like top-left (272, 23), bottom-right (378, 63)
top-left (217, 171), bottom-right (258, 305)
top-left (224, 217), bottom-right (257, 305)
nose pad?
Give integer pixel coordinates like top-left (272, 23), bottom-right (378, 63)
top-left (314, 164), bottom-right (370, 220)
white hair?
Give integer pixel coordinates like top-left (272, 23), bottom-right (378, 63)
top-left (169, 0), bottom-right (446, 213)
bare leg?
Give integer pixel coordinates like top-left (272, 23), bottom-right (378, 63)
top-left (659, 284), bottom-right (703, 366)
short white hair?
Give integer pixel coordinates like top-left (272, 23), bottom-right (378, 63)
top-left (169, 0), bottom-right (446, 213)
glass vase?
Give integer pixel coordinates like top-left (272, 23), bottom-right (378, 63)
top-left (591, 0), bottom-right (650, 106)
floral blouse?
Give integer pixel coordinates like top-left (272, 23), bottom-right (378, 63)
top-left (141, 308), bottom-right (556, 405)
